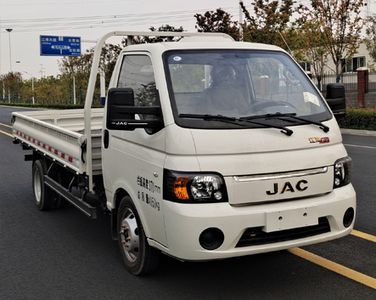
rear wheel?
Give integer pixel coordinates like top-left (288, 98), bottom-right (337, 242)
top-left (32, 159), bottom-right (60, 210)
top-left (117, 196), bottom-right (160, 275)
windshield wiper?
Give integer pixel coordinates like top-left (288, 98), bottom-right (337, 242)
top-left (238, 118), bottom-right (293, 136)
top-left (280, 114), bottom-right (330, 133)
top-left (238, 113), bottom-right (293, 136)
top-left (241, 112), bottom-right (297, 120)
top-left (241, 112), bottom-right (329, 133)
top-left (179, 113), bottom-right (293, 136)
top-left (179, 114), bottom-right (245, 127)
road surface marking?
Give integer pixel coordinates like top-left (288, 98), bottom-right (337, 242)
top-left (0, 122), bottom-right (11, 128)
top-left (344, 143), bottom-right (376, 150)
top-left (288, 248), bottom-right (376, 290)
top-left (351, 230), bottom-right (376, 243)
top-left (0, 129), bottom-right (13, 138)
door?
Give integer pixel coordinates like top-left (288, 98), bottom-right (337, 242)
top-left (102, 53), bottom-right (167, 246)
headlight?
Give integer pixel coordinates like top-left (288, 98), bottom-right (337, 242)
top-left (333, 157), bottom-right (352, 188)
top-left (163, 169), bottom-right (228, 203)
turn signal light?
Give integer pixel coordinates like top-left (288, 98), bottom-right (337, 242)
top-left (173, 176), bottom-right (190, 200)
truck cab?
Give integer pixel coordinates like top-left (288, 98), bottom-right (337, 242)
top-left (103, 35), bottom-right (355, 273)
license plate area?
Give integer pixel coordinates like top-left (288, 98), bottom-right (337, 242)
top-left (264, 208), bottom-right (318, 232)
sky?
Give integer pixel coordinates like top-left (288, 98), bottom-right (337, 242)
top-left (0, 0), bottom-right (238, 78)
top-left (0, 0), bottom-right (374, 79)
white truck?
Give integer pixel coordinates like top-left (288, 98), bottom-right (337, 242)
top-left (12, 31), bottom-right (356, 275)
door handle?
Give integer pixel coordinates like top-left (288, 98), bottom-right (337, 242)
top-left (104, 129), bottom-right (109, 149)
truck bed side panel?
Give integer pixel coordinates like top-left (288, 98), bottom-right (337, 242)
top-left (12, 108), bottom-right (104, 175)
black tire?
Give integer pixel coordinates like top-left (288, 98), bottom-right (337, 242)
top-left (32, 159), bottom-right (60, 210)
top-left (117, 196), bottom-right (160, 275)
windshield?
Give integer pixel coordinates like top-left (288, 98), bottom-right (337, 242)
top-left (164, 50), bottom-right (331, 129)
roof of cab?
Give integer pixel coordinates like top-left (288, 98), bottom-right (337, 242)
top-left (120, 36), bottom-right (285, 54)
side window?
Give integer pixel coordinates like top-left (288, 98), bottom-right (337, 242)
top-left (117, 55), bottom-right (158, 107)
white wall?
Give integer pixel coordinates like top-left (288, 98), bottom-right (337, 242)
top-left (323, 42), bottom-right (375, 73)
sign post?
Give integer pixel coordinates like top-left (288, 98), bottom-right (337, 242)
top-left (40, 35), bottom-right (81, 56)
top-left (40, 35), bottom-right (81, 104)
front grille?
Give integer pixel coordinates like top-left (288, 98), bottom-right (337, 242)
top-left (236, 217), bottom-right (330, 247)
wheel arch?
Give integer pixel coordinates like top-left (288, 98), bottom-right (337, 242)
top-left (111, 187), bottom-right (151, 240)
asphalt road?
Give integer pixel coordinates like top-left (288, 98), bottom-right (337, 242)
top-left (0, 106), bottom-right (375, 299)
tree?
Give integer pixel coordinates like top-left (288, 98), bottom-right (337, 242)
top-left (59, 51), bottom-right (93, 104)
top-left (365, 16), bottom-right (376, 69)
top-left (59, 46), bottom-right (122, 104)
top-left (240, 0), bottom-right (301, 48)
top-left (126, 24), bottom-right (184, 44)
top-left (101, 44), bottom-right (122, 78)
top-left (305, 0), bottom-right (364, 80)
top-left (0, 72), bottom-right (22, 102)
top-left (34, 76), bottom-right (67, 105)
top-left (194, 8), bottom-right (240, 40)
top-left (20, 78), bottom-right (35, 104)
top-left (294, 19), bottom-right (329, 90)
top-left (0, 75), bottom-right (6, 101)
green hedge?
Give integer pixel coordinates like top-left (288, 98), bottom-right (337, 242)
top-left (338, 108), bottom-right (376, 130)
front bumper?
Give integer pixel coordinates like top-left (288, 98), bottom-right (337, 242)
top-left (150, 184), bottom-right (356, 261)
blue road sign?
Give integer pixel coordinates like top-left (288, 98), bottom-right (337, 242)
top-left (40, 35), bottom-right (81, 56)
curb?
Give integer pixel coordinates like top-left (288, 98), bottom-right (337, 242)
top-left (341, 128), bottom-right (376, 137)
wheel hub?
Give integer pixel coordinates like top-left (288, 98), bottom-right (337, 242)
top-left (119, 208), bottom-right (140, 263)
top-left (33, 167), bottom-right (42, 204)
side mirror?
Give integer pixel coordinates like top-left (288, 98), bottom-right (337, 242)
top-left (325, 83), bottom-right (346, 117)
top-left (106, 88), bottom-right (163, 131)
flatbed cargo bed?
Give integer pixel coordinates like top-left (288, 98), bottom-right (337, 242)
top-left (12, 108), bottom-right (103, 175)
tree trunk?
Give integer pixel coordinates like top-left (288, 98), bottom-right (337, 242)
top-left (335, 62), bottom-right (341, 83)
top-left (317, 75), bottom-right (322, 91)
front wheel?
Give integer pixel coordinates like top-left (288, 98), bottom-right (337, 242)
top-left (117, 196), bottom-right (160, 275)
